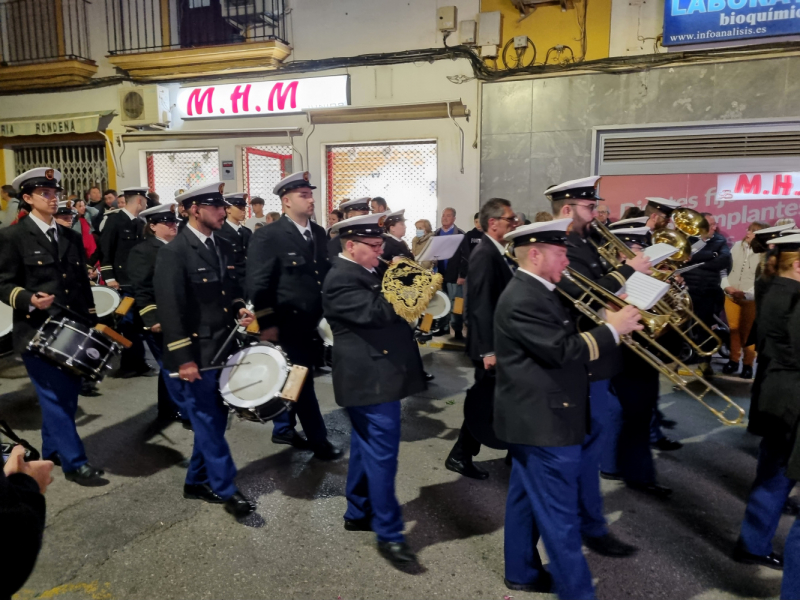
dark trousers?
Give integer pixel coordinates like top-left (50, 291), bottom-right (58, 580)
top-left (143, 331), bottom-right (183, 418)
top-left (169, 369), bottom-right (237, 499)
top-left (271, 339), bottom-right (328, 447)
top-left (738, 436), bottom-right (796, 556)
top-left (579, 380), bottom-right (611, 539)
top-left (117, 290), bottom-right (147, 372)
top-left (505, 443), bottom-right (595, 600)
top-left (344, 401), bottom-right (404, 543)
top-left (608, 368), bottom-right (658, 484)
top-left (450, 360), bottom-right (489, 460)
top-left (22, 352), bottom-right (87, 472)
top-left (783, 515), bottom-right (800, 599)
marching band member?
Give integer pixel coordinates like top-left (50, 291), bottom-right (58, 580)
top-left (247, 172), bottom-right (341, 460)
top-left (154, 182), bottom-right (256, 519)
top-left (127, 202), bottom-right (185, 424)
top-left (550, 176), bottom-right (649, 553)
top-left (0, 168), bottom-right (105, 485)
top-left (445, 198), bottom-right (517, 480)
top-left (327, 198), bottom-right (372, 261)
top-left (53, 200), bottom-right (77, 229)
top-left (216, 193), bottom-right (252, 282)
top-left (322, 213), bottom-right (426, 566)
top-left (734, 234), bottom-right (800, 570)
top-left (495, 219), bottom-right (642, 599)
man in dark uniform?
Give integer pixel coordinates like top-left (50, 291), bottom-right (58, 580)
top-left (247, 172), bottom-right (341, 460)
top-left (495, 219), bottom-right (643, 598)
top-left (327, 197), bottom-right (371, 261)
top-left (0, 168), bottom-right (105, 485)
top-left (445, 198), bottom-right (516, 480)
top-left (127, 202), bottom-right (185, 424)
top-left (550, 176), bottom-right (652, 552)
top-left (216, 192), bottom-right (252, 282)
top-left (154, 181), bottom-right (256, 519)
top-left (323, 212), bottom-right (426, 566)
top-left (100, 186), bottom-right (151, 377)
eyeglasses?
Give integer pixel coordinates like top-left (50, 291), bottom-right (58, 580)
top-left (496, 216), bottom-right (520, 223)
top-left (354, 240), bottom-right (385, 251)
top-left (566, 203), bottom-right (598, 212)
top-left (33, 190), bottom-right (62, 201)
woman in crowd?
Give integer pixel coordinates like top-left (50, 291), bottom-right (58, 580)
top-left (721, 221), bottom-right (768, 379)
top-left (412, 219), bottom-right (434, 270)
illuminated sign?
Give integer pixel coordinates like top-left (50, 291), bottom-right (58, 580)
top-left (177, 75), bottom-right (350, 120)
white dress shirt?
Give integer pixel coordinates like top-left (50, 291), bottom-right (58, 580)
top-left (28, 211), bottom-right (58, 241)
top-left (186, 223), bottom-right (215, 245)
top-left (338, 253), bottom-right (377, 274)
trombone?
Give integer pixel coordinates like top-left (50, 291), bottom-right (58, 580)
top-left (559, 267), bottom-right (745, 426)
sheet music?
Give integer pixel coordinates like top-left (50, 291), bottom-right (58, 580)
top-left (643, 243), bottom-right (679, 266)
top-left (415, 234), bottom-right (464, 263)
top-left (616, 272), bottom-right (671, 311)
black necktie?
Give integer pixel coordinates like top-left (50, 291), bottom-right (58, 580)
top-left (46, 228), bottom-right (58, 257)
top-left (304, 230), bottom-right (314, 254)
top-left (204, 238), bottom-right (222, 276)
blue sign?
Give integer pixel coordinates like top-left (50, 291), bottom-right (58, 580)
top-left (663, 0), bottom-right (800, 46)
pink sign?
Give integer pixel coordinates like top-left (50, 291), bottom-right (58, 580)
top-left (598, 173), bottom-right (800, 244)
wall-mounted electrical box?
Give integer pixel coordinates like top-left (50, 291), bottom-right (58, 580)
top-left (459, 20), bottom-right (476, 44)
top-left (477, 11), bottom-right (502, 46)
top-left (437, 6), bottom-right (457, 31)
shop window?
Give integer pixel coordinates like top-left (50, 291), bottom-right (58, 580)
top-left (241, 145), bottom-right (292, 214)
top-left (146, 149), bottom-right (220, 202)
top-left (326, 141), bottom-right (438, 247)
top-left (14, 143), bottom-right (107, 197)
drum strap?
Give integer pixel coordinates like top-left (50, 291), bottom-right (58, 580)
top-left (0, 420), bottom-right (41, 461)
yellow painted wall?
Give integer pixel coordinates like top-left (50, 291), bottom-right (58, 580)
top-left (481, 0), bottom-right (611, 69)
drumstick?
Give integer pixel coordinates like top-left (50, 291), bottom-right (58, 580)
top-left (168, 362), bottom-right (251, 379)
top-left (35, 293), bottom-right (92, 326)
top-left (228, 379), bottom-right (263, 395)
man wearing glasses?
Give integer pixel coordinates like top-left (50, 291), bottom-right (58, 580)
top-left (323, 212), bottom-right (426, 567)
top-left (596, 204), bottom-right (612, 226)
top-left (0, 168), bottom-right (105, 486)
top-left (247, 172), bottom-right (342, 461)
top-left (550, 176), bottom-right (652, 558)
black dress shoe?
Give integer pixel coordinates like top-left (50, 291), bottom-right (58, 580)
top-left (740, 365), bottom-right (754, 379)
top-left (722, 360), bottom-right (740, 375)
top-left (600, 471), bottom-right (624, 481)
top-left (504, 452), bottom-right (512, 467)
top-left (224, 491), bottom-right (256, 518)
top-left (445, 456), bottom-right (489, 480)
top-left (451, 331), bottom-right (464, 341)
top-left (504, 573), bottom-right (553, 593)
top-left (651, 437), bottom-right (684, 451)
top-left (583, 533), bottom-right (638, 557)
top-left (627, 481), bottom-right (672, 498)
top-left (44, 453), bottom-right (62, 467)
top-left (660, 418), bottom-right (677, 429)
top-left (344, 517), bottom-right (373, 532)
top-left (732, 545), bottom-right (783, 570)
top-left (313, 440), bottom-right (344, 461)
top-left (271, 430), bottom-right (311, 450)
top-left (183, 483), bottom-right (224, 504)
top-left (424, 371), bottom-right (435, 381)
top-left (377, 541), bottom-right (418, 565)
top-left (65, 464), bottom-right (108, 486)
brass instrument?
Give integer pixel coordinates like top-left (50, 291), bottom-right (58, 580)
top-left (558, 267), bottom-right (745, 426)
top-left (378, 257), bottom-right (443, 323)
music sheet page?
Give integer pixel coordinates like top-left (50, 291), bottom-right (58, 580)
top-left (616, 272), bottom-right (671, 311)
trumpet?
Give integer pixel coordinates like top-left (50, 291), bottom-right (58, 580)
top-left (558, 267), bottom-right (745, 426)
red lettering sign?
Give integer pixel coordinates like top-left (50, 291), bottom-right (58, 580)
top-left (773, 173), bottom-right (793, 196)
top-left (267, 81), bottom-right (299, 112)
top-left (230, 84), bottom-right (250, 114)
top-left (734, 173), bottom-right (761, 194)
top-left (187, 87), bottom-right (215, 116)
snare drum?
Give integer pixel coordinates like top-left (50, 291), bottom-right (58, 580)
top-left (0, 301), bottom-right (12, 356)
top-left (317, 318), bottom-right (334, 347)
top-left (426, 291), bottom-right (451, 320)
top-left (91, 285), bottom-right (121, 321)
top-left (28, 317), bottom-right (121, 381)
top-left (219, 343), bottom-right (294, 423)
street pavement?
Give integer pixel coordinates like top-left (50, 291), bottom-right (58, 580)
top-left (1, 347), bottom-right (793, 600)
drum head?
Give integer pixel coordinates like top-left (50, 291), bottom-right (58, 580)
top-left (219, 344), bottom-right (290, 409)
top-left (91, 286), bottom-right (121, 318)
top-left (426, 291), bottom-right (451, 320)
top-left (0, 302), bottom-right (12, 338)
top-left (317, 318), bottom-right (334, 346)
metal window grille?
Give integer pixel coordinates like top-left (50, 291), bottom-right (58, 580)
top-left (14, 143), bottom-right (107, 197)
top-left (146, 150), bottom-right (220, 202)
top-left (326, 141), bottom-right (438, 247)
top-left (241, 145), bottom-right (292, 214)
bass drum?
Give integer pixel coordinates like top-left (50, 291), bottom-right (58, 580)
top-left (317, 318), bottom-right (334, 347)
top-left (426, 291), bottom-right (451, 320)
top-left (0, 301), bottom-right (12, 357)
top-left (219, 343), bottom-right (292, 423)
top-left (91, 286), bottom-right (121, 324)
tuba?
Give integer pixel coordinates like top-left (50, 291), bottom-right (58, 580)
top-left (379, 257), bottom-right (443, 323)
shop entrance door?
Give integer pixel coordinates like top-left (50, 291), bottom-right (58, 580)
top-left (146, 149), bottom-right (220, 202)
top-left (241, 145), bottom-right (292, 214)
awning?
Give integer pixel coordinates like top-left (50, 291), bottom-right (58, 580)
top-left (0, 110), bottom-right (116, 138)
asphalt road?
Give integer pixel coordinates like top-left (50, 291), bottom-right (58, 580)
top-left (1, 347), bottom-right (793, 600)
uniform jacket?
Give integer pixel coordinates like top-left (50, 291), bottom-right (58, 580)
top-left (683, 231), bottom-right (731, 292)
top-left (154, 227), bottom-right (246, 371)
top-left (457, 227), bottom-right (484, 279)
top-left (99, 210), bottom-right (144, 287)
top-left (216, 220), bottom-right (252, 283)
top-left (247, 215), bottom-right (330, 334)
top-left (377, 235), bottom-right (414, 277)
top-left (466, 237), bottom-right (513, 361)
top-left (0, 469), bottom-right (45, 600)
top-left (434, 226), bottom-right (466, 284)
top-left (127, 236), bottom-right (166, 329)
top-left (494, 271), bottom-right (618, 447)
top-left (557, 230), bottom-right (633, 381)
top-left (322, 258), bottom-right (425, 407)
top-left (0, 217), bottom-right (96, 353)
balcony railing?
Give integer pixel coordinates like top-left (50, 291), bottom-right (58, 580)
top-left (0, 0), bottom-right (92, 66)
top-left (106, 0), bottom-right (288, 56)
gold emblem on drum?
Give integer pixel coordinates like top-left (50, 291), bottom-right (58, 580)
top-left (377, 215), bottom-right (387, 228)
top-left (218, 183), bottom-right (225, 194)
top-left (45, 169), bottom-right (54, 180)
